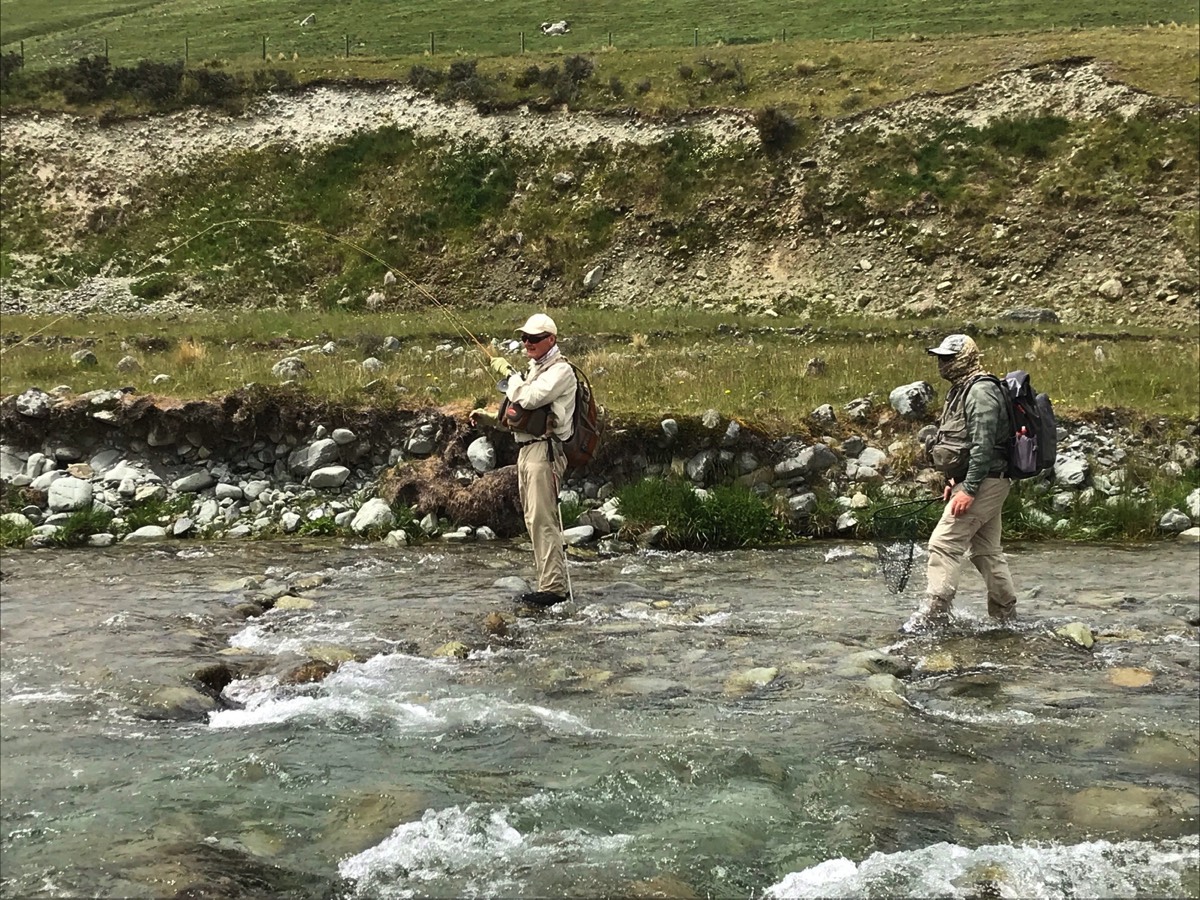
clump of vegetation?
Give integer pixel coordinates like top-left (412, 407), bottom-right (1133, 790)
top-left (616, 478), bottom-right (785, 549)
top-left (50, 506), bottom-right (114, 546)
top-left (697, 57), bottom-right (748, 93)
top-left (408, 64), bottom-right (444, 92)
top-left (130, 272), bottom-right (179, 300)
top-left (124, 495), bottom-right (190, 530)
top-left (298, 514), bottom-right (340, 536)
top-left (0, 516), bottom-right (35, 548)
top-left (1, 51), bottom-right (25, 88)
top-left (754, 106), bottom-right (798, 154)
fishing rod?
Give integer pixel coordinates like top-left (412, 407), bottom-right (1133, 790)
top-left (2, 217), bottom-right (499, 364)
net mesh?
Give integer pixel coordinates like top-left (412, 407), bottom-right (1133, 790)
top-left (871, 499), bottom-right (936, 594)
top-left (876, 539), bottom-right (917, 594)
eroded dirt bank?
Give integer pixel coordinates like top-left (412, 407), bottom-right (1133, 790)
top-left (2, 57), bottom-right (1197, 329)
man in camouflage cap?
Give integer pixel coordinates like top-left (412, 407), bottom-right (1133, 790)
top-left (902, 333), bottom-right (1018, 632)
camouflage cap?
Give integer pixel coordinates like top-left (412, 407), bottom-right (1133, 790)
top-left (926, 334), bottom-right (976, 357)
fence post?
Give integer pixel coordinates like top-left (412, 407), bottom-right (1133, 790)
top-left (608, 31), bottom-right (613, 47)
top-left (185, 36), bottom-right (189, 64)
top-left (430, 32), bottom-right (435, 54)
top-left (871, 27), bottom-right (875, 41)
top-left (520, 31), bottom-right (524, 53)
top-left (104, 38), bottom-right (109, 59)
top-left (693, 28), bottom-right (698, 47)
top-left (20, 40), bottom-right (24, 62)
top-left (262, 35), bottom-right (267, 60)
top-left (345, 34), bottom-right (350, 57)
top-left (782, 28), bottom-right (786, 42)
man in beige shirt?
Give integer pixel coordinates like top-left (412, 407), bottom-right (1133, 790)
top-left (472, 313), bottom-right (577, 606)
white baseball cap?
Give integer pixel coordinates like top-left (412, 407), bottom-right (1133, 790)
top-left (516, 313), bottom-right (558, 336)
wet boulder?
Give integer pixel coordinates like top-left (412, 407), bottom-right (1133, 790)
top-left (723, 666), bottom-right (778, 696)
top-left (139, 685), bottom-right (218, 721)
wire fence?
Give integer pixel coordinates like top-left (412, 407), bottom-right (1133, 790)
top-left (0, 21), bottom-right (1075, 71)
top-left (5, 16), bottom-right (1191, 71)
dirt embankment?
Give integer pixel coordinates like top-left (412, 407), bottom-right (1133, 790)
top-left (1, 57), bottom-right (1197, 328)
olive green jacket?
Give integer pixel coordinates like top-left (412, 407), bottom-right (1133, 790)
top-left (931, 376), bottom-right (1010, 495)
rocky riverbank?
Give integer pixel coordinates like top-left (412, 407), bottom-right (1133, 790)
top-left (2, 378), bottom-right (1198, 551)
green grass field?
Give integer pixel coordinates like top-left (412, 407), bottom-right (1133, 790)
top-left (2, 308), bottom-right (1196, 427)
top-left (3, 0), bottom-right (1197, 69)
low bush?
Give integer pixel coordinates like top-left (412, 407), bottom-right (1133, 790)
top-left (409, 64), bottom-right (444, 91)
top-left (754, 106), bottom-right (797, 154)
top-left (0, 51), bottom-right (25, 88)
top-left (563, 55), bottom-right (594, 84)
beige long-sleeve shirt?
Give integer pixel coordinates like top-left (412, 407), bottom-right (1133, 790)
top-left (505, 347), bottom-right (577, 443)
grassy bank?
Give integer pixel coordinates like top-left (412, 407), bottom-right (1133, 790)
top-left (2, 307), bottom-right (1197, 427)
top-left (3, 0), bottom-right (1196, 71)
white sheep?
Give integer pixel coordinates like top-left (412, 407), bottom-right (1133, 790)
top-left (540, 20), bottom-right (570, 36)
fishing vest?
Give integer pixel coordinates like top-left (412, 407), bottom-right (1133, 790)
top-left (930, 375), bottom-right (1010, 484)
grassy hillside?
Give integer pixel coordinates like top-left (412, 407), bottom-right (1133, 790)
top-left (2, 0), bottom-right (1197, 69)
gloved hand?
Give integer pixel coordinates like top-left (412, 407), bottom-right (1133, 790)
top-left (489, 356), bottom-right (516, 378)
top-left (470, 408), bottom-right (497, 427)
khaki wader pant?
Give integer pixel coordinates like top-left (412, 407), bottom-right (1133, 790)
top-left (926, 476), bottom-right (1018, 618)
top-left (517, 439), bottom-right (568, 596)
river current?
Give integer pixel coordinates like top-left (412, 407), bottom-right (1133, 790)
top-left (1, 540), bottom-right (1198, 898)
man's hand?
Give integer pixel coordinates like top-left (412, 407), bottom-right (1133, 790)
top-left (949, 490), bottom-right (974, 517)
top-left (942, 479), bottom-right (955, 502)
top-left (489, 356), bottom-right (516, 378)
top-left (470, 408), bottom-right (497, 427)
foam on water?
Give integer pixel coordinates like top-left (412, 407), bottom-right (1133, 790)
top-left (764, 834), bottom-right (1200, 899)
top-left (339, 802), bottom-right (631, 899)
top-left (208, 653), bottom-right (596, 736)
top-left (226, 612), bottom-right (362, 655)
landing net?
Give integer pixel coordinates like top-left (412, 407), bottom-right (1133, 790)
top-left (870, 498), bottom-right (938, 594)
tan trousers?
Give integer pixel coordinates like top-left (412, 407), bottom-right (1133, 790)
top-left (517, 440), bottom-right (568, 595)
top-left (926, 477), bottom-right (1018, 618)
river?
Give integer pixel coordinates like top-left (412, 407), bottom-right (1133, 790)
top-left (1, 540), bottom-right (1197, 898)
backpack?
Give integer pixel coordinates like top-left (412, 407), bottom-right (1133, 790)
top-left (561, 363), bottom-right (602, 472)
top-left (497, 359), bottom-right (602, 471)
top-left (1000, 370), bottom-right (1057, 479)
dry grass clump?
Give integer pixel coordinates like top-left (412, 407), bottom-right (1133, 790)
top-left (175, 338), bottom-right (206, 369)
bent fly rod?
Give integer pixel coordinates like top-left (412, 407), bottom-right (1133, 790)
top-left (2, 217), bottom-right (500, 365)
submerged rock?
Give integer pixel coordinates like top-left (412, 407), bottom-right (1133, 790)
top-left (432, 641), bottom-right (470, 659)
top-left (1056, 622), bottom-right (1095, 649)
top-left (724, 666), bottom-right (779, 696)
top-left (1106, 667), bottom-right (1154, 688)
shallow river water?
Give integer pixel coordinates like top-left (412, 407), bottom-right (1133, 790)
top-left (2, 539), bottom-right (1198, 899)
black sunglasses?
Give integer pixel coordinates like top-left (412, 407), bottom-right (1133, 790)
top-left (521, 333), bottom-right (551, 344)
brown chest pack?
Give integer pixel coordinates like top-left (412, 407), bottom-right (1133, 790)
top-left (498, 359), bottom-right (602, 472)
